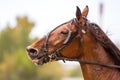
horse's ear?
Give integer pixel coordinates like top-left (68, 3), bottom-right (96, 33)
top-left (76, 6), bottom-right (82, 21)
top-left (82, 5), bottom-right (89, 17)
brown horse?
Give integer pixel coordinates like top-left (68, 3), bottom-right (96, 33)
top-left (26, 6), bottom-right (120, 80)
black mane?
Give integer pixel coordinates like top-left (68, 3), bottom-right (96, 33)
top-left (89, 23), bottom-right (120, 65)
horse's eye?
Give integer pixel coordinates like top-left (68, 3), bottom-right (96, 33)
top-left (60, 31), bottom-right (68, 35)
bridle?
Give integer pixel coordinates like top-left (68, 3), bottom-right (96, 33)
top-left (42, 18), bottom-right (82, 61)
top-left (41, 18), bottom-right (120, 69)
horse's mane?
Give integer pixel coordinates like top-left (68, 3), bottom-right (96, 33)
top-left (89, 23), bottom-right (120, 65)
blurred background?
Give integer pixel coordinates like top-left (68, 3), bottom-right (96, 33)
top-left (0, 0), bottom-right (120, 80)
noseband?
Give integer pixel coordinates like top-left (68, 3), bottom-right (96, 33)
top-left (41, 18), bottom-right (120, 69)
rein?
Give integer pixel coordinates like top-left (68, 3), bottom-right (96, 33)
top-left (42, 18), bottom-right (120, 69)
top-left (56, 57), bottom-right (120, 69)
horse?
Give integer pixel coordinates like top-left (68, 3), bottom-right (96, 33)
top-left (26, 6), bottom-right (120, 80)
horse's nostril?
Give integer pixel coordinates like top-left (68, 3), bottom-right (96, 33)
top-left (26, 46), bottom-right (38, 56)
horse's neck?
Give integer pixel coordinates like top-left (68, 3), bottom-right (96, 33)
top-left (79, 34), bottom-right (120, 80)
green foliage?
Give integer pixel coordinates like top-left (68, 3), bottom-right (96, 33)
top-left (0, 16), bottom-right (34, 60)
top-left (37, 62), bottom-right (65, 80)
top-left (0, 49), bottom-right (37, 80)
top-left (0, 16), bottom-right (65, 80)
top-left (68, 66), bottom-right (83, 77)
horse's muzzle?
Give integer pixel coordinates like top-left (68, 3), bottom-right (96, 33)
top-left (26, 46), bottom-right (38, 59)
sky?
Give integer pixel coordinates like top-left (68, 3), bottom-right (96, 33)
top-left (0, 0), bottom-right (120, 42)
top-left (0, 0), bottom-right (120, 68)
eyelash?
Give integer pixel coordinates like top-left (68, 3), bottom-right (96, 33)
top-left (60, 31), bottom-right (68, 35)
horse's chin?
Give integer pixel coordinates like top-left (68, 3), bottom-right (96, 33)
top-left (32, 58), bottom-right (44, 65)
top-left (28, 53), bottom-right (57, 65)
top-left (31, 56), bottom-right (55, 65)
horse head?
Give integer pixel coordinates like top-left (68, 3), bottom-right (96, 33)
top-left (26, 6), bottom-right (91, 65)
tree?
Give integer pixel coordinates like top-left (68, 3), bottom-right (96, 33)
top-left (0, 16), bottom-right (65, 80)
top-left (0, 16), bottom-right (34, 61)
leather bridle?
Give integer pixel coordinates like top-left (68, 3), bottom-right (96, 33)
top-left (41, 18), bottom-right (80, 61)
top-left (41, 18), bottom-right (120, 69)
